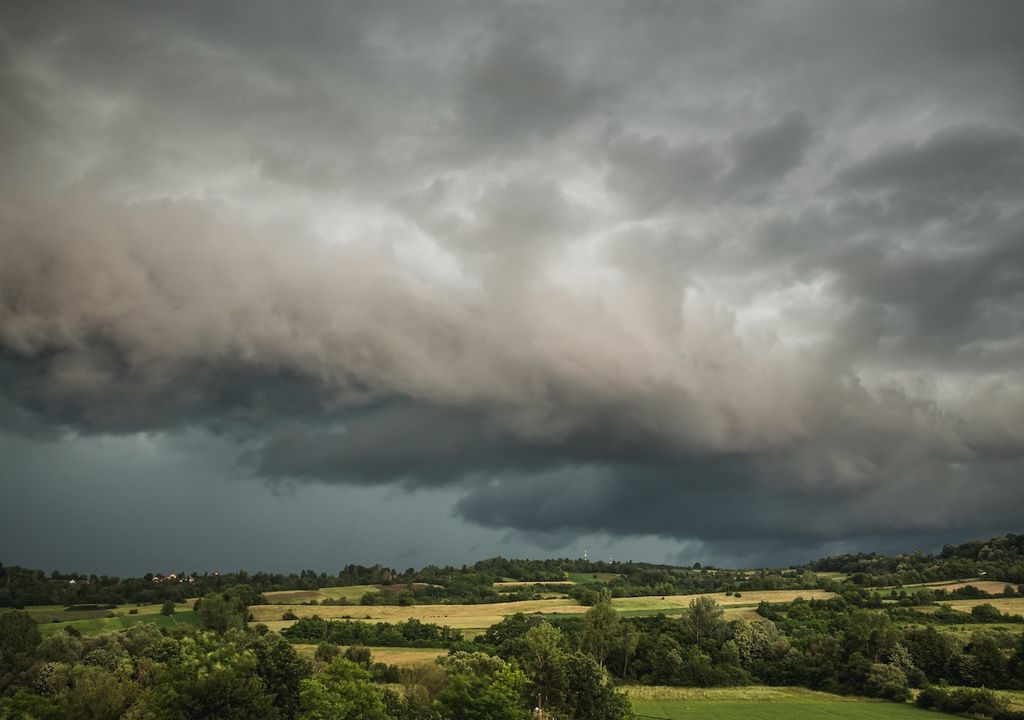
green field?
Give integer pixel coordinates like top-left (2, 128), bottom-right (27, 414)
top-left (1, 601), bottom-right (203, 638)
top-left (626, 686), bottom-right (951, 719)
top-left (37, 609), bottom-right (202, 637)
top-left (13, 606), bottom-right (117, 623)
top-left (609, 589), bottom-right (833, 620)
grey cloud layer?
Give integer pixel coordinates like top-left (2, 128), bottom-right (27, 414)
top-left (1, 0), bottom-right (1023, 558)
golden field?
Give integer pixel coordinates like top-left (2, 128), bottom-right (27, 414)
top-left (250, 588), bottom-right (833, 637)
top-left (291, 644), bottom-right (446, 666)
top-left (612, 589), bottom-right (835, 612)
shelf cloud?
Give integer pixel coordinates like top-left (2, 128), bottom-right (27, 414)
top-left (1, 0), bottom-right (1023, 566)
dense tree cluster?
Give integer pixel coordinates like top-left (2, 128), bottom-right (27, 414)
top-left (282, 618), bottom-right (463, 648)
top-left (1, 619), bottom-right (310, 719)
top-left (808, 534), bottom-right (1024, 587)
top-left (0, 613), bottom-right (632, 720)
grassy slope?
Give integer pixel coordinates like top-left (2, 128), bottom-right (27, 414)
top-left (262, 585), bottom-right (383, 604)
top-left (38, 609), bottom-right (201, 637)
top-left (262, 584), bottom-right (444, 605)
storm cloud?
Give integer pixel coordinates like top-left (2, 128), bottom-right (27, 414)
top-left (1, 0), bottom-right (1023, 568)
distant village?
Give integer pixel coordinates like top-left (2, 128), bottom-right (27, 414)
top-left (66, 572), bottom-right (213, 585)
top-left (149, 573), bottom-right (198, 584)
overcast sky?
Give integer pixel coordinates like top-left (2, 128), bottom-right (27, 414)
top-left (1, 1), bottom-right (1023, 576)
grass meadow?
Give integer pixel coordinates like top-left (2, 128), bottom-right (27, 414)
top-left (626, 686), bottom-right (951, 720)
top-left (37, 609), bottom-right (201, 637)
top-left (612, 589), bottom-right (834, 613)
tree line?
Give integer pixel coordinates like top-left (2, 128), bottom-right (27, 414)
top-left (6, 533), bottom-right (1022, 609)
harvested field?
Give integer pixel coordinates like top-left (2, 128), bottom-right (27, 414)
top-left (915, 580), bottom-right (1016, 594)
top-left (612, 589), bottom-right (834, 613)
top-left (926, 598), bottom-right (1024, 615)
top-left (292, 644), bottom-right (446, 667)
top-left (253, 589), bottom-right (803, 634)
top-left (873, 578), bottom-right (1017, 593)
top-left (263, 583), bottom-right (441, 605)
top-left (263, 585), bottom-right (378, 604)
top-left (250, 597), bottom-right (586, 629)
top-left (263, 590), bottom-right (324, 603)
top-left (258, 620), bottom-right (297, 633)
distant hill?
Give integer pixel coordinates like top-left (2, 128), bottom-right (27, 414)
top-left (3, 532), bottom-right (1022, 608)
top-left (805, 533), bottom-right (1024, 586)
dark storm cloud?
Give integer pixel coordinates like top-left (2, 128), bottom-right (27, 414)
top-left (604, 111), bottom-right (817, 214)
top-left (454, 457), bottom-right (1024, 548)
top-left (724, 112), bottom-right (815, 192)
top-left (2, 0), bottom-right (1023, 565)
top-left (455, 39), bottom-right (608, 154)
top-left (838, 125), bottom-right (1024, 196)
top-left (254, 404), bottom-right (557, 486)
top-left (604, 132), bottom-right (725, 213)
top-left (827, 227), bottom-right (1024, 360)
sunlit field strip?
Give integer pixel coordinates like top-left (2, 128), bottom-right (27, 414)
top-left (291, 644), bottom-right (447, 666)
